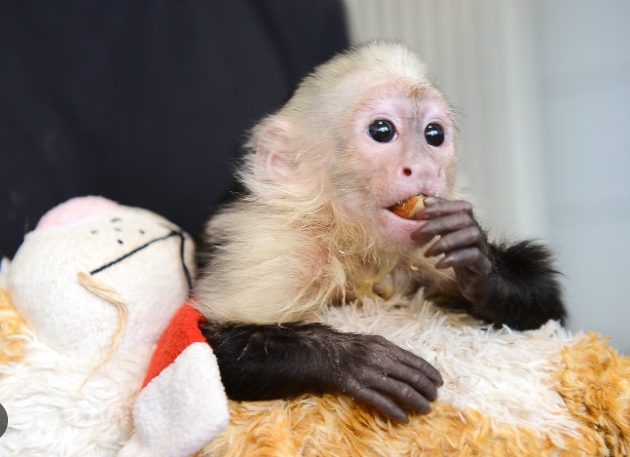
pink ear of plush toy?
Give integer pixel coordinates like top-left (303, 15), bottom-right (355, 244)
top-left (36, 195), bottom-right (120, 230)
top-left (0, 196), bottom-right (228, 457)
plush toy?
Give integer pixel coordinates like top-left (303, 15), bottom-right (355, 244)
top-left (198, 293), bottom-right (630, 457)
top-left (2, 197), bottom-right (630, 457)
top-left (0, 196), bottom-right (228, 457)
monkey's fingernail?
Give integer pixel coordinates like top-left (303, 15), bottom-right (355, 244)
top-left (412, 210), bottom-right (429, 220)
top-left (424, 247), bottom-right (438, 257)
top-left (411, 232), bottom-right (432, 244)
top-left (435, 258), bottom-right (451, 269)
top-left (423, 197), bottom-right (440, 205)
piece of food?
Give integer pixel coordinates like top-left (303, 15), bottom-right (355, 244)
top-left (389, 195), bottom-right (425, 219)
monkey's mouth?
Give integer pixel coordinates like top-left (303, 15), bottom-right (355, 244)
top-left (387, 195), bottom-right (426, 219)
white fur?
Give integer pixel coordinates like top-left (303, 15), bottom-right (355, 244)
top-left (195, 41), bottom-right (456, 325)
top-left (321, 291), bottom-right (581, 445)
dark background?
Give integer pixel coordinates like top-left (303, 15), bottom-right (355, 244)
top-left (0, 0), bottom-right (349, 258)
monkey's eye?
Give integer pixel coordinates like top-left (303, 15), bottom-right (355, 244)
top-left (424, 123), bottom-right (445, 147)
top-left (368, 120), bottom-right (396, 143)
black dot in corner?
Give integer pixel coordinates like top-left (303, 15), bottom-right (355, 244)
top-left (118, 239), bottom-right (124, 245)
top-left (0, 403), bottom-right (7, 438)
top-left (91, 230), bottom-right (98, 235)
top-left (139, 229), bottom-right (145, 235)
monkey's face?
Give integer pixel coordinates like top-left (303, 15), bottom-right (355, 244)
top-left (334, 82), bottom-right (456, 251)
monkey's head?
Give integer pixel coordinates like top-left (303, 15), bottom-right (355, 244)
top-left (244, 41), bottom-right (458, 254)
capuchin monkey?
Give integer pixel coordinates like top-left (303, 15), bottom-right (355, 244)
top-left (195, 41), bottom-right (566, 423)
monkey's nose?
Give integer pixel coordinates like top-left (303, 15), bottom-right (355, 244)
top-left (400, 156), bottom-right (442, 183)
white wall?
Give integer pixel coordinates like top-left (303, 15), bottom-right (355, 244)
top-left (343, 0), bottom-right (630, 351)
top-left (533, 0), bottom-right (630, 350)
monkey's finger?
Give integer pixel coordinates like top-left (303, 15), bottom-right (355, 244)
top-left (351, 386), bottom-right (410, 423)
top-left (413, 198), bottom-right (473, 220)
top-left (412, 213), bottom-right (474, 242)
top-left (435, 248), bottom-right (489, 271)
top-left (365, 372), bottom-right (431, 414)
top-left (363, 372), bottom-right (432, 414)
top-left (387, 345), bottom-right (443, 386)
top-left (424, 227), bottom-right (482, 257)
top-left (381, 359), bottom-right (439, 401)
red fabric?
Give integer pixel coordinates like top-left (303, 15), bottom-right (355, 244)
top-left (142, 302), bottom-right (207, 388)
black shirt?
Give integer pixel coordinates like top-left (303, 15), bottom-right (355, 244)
top-left (0, 0), bottom-right (349, 258)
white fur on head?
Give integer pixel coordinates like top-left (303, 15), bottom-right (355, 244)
top-left (243, 41), bottom-right (437, 204)
top-left (196, 42), bottom-right (455, 325)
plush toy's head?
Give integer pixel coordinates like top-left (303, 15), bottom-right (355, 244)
top-left (0, 197), bottom-right (231, 457)
top-left (7, 196), bottom-right (195, 358)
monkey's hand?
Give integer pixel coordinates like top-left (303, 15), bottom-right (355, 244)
top-left (324, 331), bottom-right (443, 423)
top-left (411, 197), bottom-right (492, 303)
top-left (411, 197), bottom-right (566, 330)
top-left (203, 322), bottom-right (443, 423)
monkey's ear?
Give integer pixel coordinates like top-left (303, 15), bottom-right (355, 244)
top-left (255, 117), bottom-right (296, 182)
